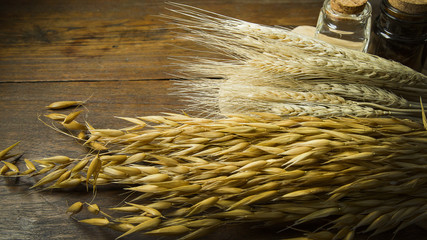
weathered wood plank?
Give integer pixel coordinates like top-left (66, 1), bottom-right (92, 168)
top-left (0, 80), bottom-right (184, 158)
top-left (0, 80), bottom-right (182, 240)
top-left (1, 79), bottom-right (427, 240)
top-left (0, 0), bottom-right (323, 82)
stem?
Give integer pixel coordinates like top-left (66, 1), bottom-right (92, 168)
top-left (357, 102), bottom-right (421, 113)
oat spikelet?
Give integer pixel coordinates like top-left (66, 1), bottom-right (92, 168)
top-left (15, 109), bottom-right (427, 239)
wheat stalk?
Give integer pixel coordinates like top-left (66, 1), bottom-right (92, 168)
top-left (165, 2), bottom-right (427, 118)
top-left (165, 2), bottom-right (426, 88)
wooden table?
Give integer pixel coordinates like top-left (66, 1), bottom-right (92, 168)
top-left (1, 0), bottom-right (426, 239)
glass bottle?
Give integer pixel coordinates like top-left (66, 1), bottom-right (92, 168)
top-left (315, 0), bottom-right (372, 52)
top-left (368, 0), bottom-right (427, 72)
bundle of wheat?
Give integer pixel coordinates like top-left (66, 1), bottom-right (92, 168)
top-left (2, 103), bottom-right (427, 239)
top-left (165, 3), bottom-right (427, 118)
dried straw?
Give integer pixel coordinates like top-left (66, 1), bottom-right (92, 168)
top-left (3, 108), bottom-right (427, 239)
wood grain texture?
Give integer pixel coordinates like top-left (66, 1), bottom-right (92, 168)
top-left (0, 80), bottom-right (186, 240)
top-left (0, 80), bottom-right (183, 159)
top-left (1, 0), bottom-right (426, 239)
top-left (0, 0), bottom-right (323, 82)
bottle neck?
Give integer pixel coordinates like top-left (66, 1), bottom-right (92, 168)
top-left (375, 0), bottom-right (427, 41)
top-left (324, 0), bottom-right (371, 22)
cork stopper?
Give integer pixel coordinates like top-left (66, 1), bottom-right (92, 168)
top-left (330, 0), bottom-right (368, 14)
top-left (388, 0), bottom-right (427, 14)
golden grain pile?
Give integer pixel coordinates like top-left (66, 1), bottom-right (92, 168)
top-left (2, 102), bottom-right (427, 239)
